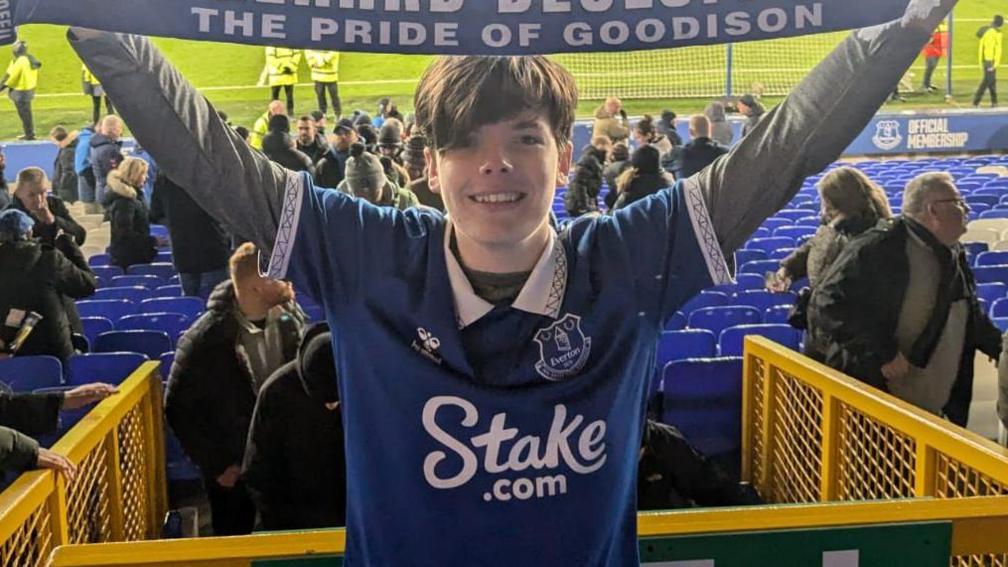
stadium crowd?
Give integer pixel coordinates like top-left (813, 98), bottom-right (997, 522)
top-left (0, 0), bottom-right (1005, 563)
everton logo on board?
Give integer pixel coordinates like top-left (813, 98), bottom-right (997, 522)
top-left (534, 314), bottom-right (592, 381)
top-left (872, 120), bottom-right (903, 151)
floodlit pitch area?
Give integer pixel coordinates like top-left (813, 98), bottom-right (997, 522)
top-left (0, 0), bottom-right (1000, 140)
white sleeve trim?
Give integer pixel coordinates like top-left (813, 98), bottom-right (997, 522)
top-left (264, 171), bottom-right (306, 280)
top-left (682, 181), bottom-right (734, 286)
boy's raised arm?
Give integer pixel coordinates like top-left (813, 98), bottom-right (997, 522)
top-left (67, 29), bottom-right (290, 258)
top-left (688, 0), bottom-right (956, 257)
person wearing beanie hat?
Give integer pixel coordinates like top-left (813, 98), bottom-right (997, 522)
top-left (0, 208), bottom-right (34, 242)
top-left (337, 143), bottom-right (416, 211)
top-left (656, 110), bottom-right (682, 147)
top-left (377, 119), bottom-right (404, 163)
top-left (315, 118), bottom-right (358, 189)
top-left (242, 322), bottom-right (346, 530)
top-left (261, 118), bottom-right (314, 175)
top-left (355, 123), bottom-right (377, 152)
top-left (610, 145), bottom-right (674, 211)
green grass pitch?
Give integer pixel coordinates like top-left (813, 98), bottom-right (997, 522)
top-left (0, 0), bottom-right (1001, 141)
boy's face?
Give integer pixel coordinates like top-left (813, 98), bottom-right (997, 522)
top-left (427, 112), bottom-right (571, 252)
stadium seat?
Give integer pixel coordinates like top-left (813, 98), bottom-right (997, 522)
top-left (110, 274), bottom-right (163, 289)
top-left (92, 286), bottom-right (151, 303)
top-left (679, 291), bottom-right (730, 317)
top-left (0, 356), bottom-right (63, 391)
top-left (763, 305), bottom-right (793, 324)
top-left (153, 285), bottom-right (184, 298)
top-left (976, 283), bottom-right (1008, 305)
top-left (156, 251), bottom-right (174, 263)
top-left (973, 266), bottom-right (1008, 285)
top-left (150, 224), bottom-right (169, 239)
top-left (664, 311), bottom-right (686, 331)
top-left (80, 316), bottom-right (115, 346)
top-left (660, 357), bottom-right (743, 458)
top-left (159, 352), bottom-right (175, 380)
top-left (735, 290), bottom-right (797, 313)
top-left (975, 251), bottom-right (1008, 267)
top-left (687, 306), bottom-right (761, 338)
top-left (734, 249), bottom-right (767, 268)
top-left (126, 263), bottom-right (176, 280)
top-left (773, 226), bottom-right (818, 241)
top-left (116, 313), bottom-right (192, 344)
top-left (980, 210), bottom-right (1008, 220)
top-left (90, 266), bottom-right (124, 281)
top-left (66, 352), bottom-right (148, 386)
top-left (94, 330), bottom-right (171, 360)
top-left (993, 317), bottom-right (1008, 333)
top-left (991, 298), bottom-right (1008, 318)
top-left (774, 209), bottom-right (810, 221)
top-left (745, 237), bottom-right (795, 255)
top-left (75, 299), bottom-right (136, 322)
top-left (768, 247), bottom-right (796, 261)
top-left (87, 253), bottom-right (112, 267)
top-left (738, 260), bottom-right (779, 276)
top-left (964, 241), bottom-right (991, 262)
top-left (139, 297), bottom-right (204, 321)
top-left (718, 324), bottom-right (801, 356)
top-left (657, 330), bottom-right (717, 366)
top-left (758, 218), bottom-right (792, 233)
top-left (735, 273), bottom-right (766, 292)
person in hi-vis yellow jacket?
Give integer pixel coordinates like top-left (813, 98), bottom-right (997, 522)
top-left (82, 64), bottom-right (115, 125)
top-left (305, 50), bottom-right (341, 118)
top-left (973, 15), bottom-right (1003, 107)
top-left (264, 47), bottom-right (301, 115)
top-left (0, 41), bottom-right (41, 140)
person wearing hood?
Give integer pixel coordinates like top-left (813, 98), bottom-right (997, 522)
top-left (0, 41), bottom-right (42, 140)
top-left (0, 208), bottom-right (96, 361)
top-left (242, 322), bottom-right (346, 530)
top-left (704, 101), bottom-right (734, 147)
top-left (89, 114), bottom-right (124, 204)
top-left (261, 114), bottom-right (315, 175)
top-left (973, 15), bottom-right (1003, 108)
top-left (603, 142), bottom-right (631, 209)
top-left (592, 96), bottom-right (630, 143)
top-left (737, 94), bottom-right (766, 138)
top-left (166, 243), bottom-right (305, 536)
top-left (376, 119), bottom-right (404, 165)
top-left (610, 145), bottom-right (675, 211)
top-left (337, 143), bottom-right (418, 211)
top-left (73, 124), bottom-right (99, 213)
top-left (656, 110), bottom-right (683, 148)
top-left (565, 150), bottom-right (604, 218)
top-left (50, 127), bottom-right (80, 204)
top-left (104, 157), bottom-right (157, 269)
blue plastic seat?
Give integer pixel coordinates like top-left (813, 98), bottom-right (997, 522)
top-left (0, 356), bottom-right (63, 391)
top-left (660, 357), bottom-right (743, 458)
top-left (116, 313), bottom-right (192, 345)
top-left (92, 286), bottom-right (151, 303)
top-left (657, 329), bottom-right (717, 365)
top-left (745, 237), bottom-right (795, 255)
top-left (763, 305), bottom-right (793, 324)
top-left (758, 218), bottom-right (792, 233)
top-left (159, 352), bottom-right (175, 380)
top-left (67, 352), bottom-right (148, 386)
top-left (734, 249), bottom-right (767, 268)
top-left (774, 209), bottom-right (811, 221)
top-left (110, 275), bottom-right (163, 290)
top-left (87, 253), bottom-right (112, 267)
top-left (993, 317), bottom-right (1008, 333)
top-left (735, 273), bottom-right (766, 292)
top-left (738, 260), bottom-right (780, 276)
top-left (75, 299), bottom-right (137, 322)
top-left (139, 297), bottom-right (204, 321)
top-left (153, 285), bottom-right (184, 298)
top-left (687, 306), bottom-right (762, 338)
top-left (664, 311), bottom-right (686, 331)
top-left (768, 247), bottom-right (796, 261)
top-left (735, 290), bottom-right (798, 313)
top-left (991, 298), bottom-right (1008, 318)
top-left (156, 250), bottom-right (174, 263)
top-left (976, 283), bottom-right (1008, 305)
top-left (126, 263), bottom-right (176, 280)
top-left (80, 316), bottom-right (115, 346)
top-left (773, 226), bottom-right (818, 241)
top-left (94, 330), bottom-right (170, 360)
top-left (973, 266), bottom-right (1008, 285)
top-left (718, 324), bottom-right (801, 356)
top-left (976, 251), bottom-right (1008, 267)
top-left (979, 210), bottom-right (1008, 220)
top-left (679, 291), bottom-right (730, 317)
top-left (90, 265), bottom-right (124, 281)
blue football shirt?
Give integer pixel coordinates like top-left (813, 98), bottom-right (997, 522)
top-left (267, 173), bottom-right (730, 566)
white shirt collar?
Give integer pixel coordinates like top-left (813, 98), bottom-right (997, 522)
top-left (443, 219), bottom-right (568, 329)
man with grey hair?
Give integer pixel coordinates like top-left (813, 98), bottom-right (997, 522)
top-left (809, 172), bottom-right (1001, 426)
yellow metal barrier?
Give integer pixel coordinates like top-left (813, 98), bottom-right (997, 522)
top-left (0, 362), bottom-right (167, 567)
top-left (42, 339), bottom-right (1008, 565)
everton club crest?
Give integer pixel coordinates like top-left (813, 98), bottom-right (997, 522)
top-left (534, 314), bottom-right (592, 381)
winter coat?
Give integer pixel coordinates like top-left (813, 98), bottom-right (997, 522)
top-left (165, 281), bottom-right (305, 480)
top-left (0, 390), bottom-right (64, 474)
top-left (149, 172), bottom-right (230, 275)
top-left (0, 236), bottom-right (96, 360)
top-left (564, 154), bottom-right (603, 217)
top-left (6, 195), bottom-right (86, 246)
top-left (315, 147), bottom-right (350, 189)
top-left (637, 420), bottom-right (761, 511)
top-left (705, 102), bottom-right (734, 147)
top-left (611, 171), bottom-right (675, 211)
top-left (88, 133), bottom-right (124, 199)
top-left (262, 132), bottom-right (315, 175)
top-left (104, 171), bottom-right (157, 270)
top-left (591, 104), bottom-right (630, 143)
top-left (297, 133), bottom-right (330, 165)
top-left (807, 218), bottom-right (1001, 426)
top-left (52, 133), bottom-right (80, 203)
top-left (741, 102), bottom-right (766, 138)
top-left (407, 177), bottom-right (445, 213)
top-left (780, 216), bottom-right (879, 290)
top-left (603, 160), bottom-right (630, 208)
top-left (671, 137), bottom-right (729, 180)
top-left (73, 127), bottom-right (95, 176)
top-left (242, 324), bottom-right (346, 530)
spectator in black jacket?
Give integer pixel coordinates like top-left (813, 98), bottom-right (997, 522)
top-left (638, 420), bottom-right (760, 511)
top-left (262, 114), bottom-right (315, 175)
top-left (243, 323), bottom-right (346, 530)
top-left (602, 142), bottom-right (630, 209)
top-left (165, 243), bottom-right (305, 536)
top-left (564, 151), bottom-right (603, 218)
top-left (672, 115), bottom-right (729, 180)
top-left (0, 150), bottom-right (7, 210)
top-left (610, 145), bottom-right (675, 211)
top-left (0, 209), bottom-right (96, 361)
top-left (315, 118), bottom-right (358, 189)
top-left (7, 167), bottom-right (86, 246)
top-left (295, 115), bottom-right (329, 165)
top-left (104, 157), bottom-right (157, 269)
top-left (49, 126), bottom-right (79, 204)
top-left (89, 114), bottom-right (124, 204)
top-left (0, 383), bottom-right (117, 481)
top-left (150, 172), bottom-right (230, 298)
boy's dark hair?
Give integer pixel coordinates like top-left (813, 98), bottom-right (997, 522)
top-left (414, 56), bottom-right (578, 153)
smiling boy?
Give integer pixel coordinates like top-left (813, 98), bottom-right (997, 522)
top-left (70, 2), bottom-right (955, 563)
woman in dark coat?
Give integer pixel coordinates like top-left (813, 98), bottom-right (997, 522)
top-left (104, 157), bottom-right (157, 269)
top-left (610, 145), bottom-right (675, 211)
top-left (49, 126), bottom-right (79, 203)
